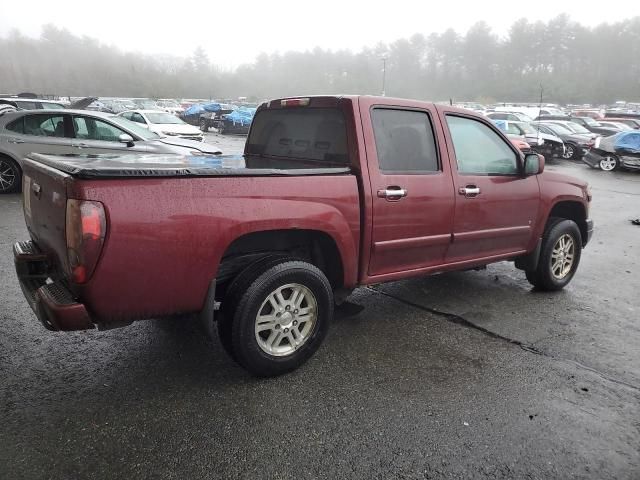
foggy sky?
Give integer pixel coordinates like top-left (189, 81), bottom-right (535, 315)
top-left (1, 0), bottom-right (638, 68)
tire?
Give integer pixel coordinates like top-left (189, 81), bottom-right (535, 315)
top-left (525, 218), bottom-right (582, 291)
top-left (218, 254), bottom-right (288, 361)
top-left (0, 155), bottom-right (21, 194)
top-left (599, 155), bottom-right (619, 172)
top-left (220, 256), bottom-right (333, 377)
top-left (562, 144), bottom-right (577, 160)
top-left (199, 118), bottom-right (209, 132)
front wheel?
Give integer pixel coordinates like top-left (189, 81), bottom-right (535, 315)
top-left (219, 257), bottom-right (333, 377)
top-left (599, 155), bottom-right (619, 171)
top-left (199, 118), bottom-right (209, 132)
top-left (0, 156), bottom-right (21, 194)
top-left (562, 144), bottom-right (577, 159)
top-left (525, 218), bottom-right (582, 291)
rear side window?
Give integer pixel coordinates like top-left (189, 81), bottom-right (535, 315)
top-left (5, 117), bottom-right (24, 134)
top-left (371, 108), bottom-right (439, 173)
top-left (246, 108), bottom-right (348, 165)
top-left (21, 114), bottom-right (66, 137)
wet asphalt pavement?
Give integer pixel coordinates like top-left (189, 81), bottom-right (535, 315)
top-left (1, 138), bottom-right (639, 479)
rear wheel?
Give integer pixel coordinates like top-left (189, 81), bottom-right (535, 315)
top-left (525, 218), bottom-right (582, 291)
top-left (0, 156), bottom-right (21, 194)
top-left (219, 256), bottom-right (333, 377)
top-left (599, 155), bottom-right (619, 171)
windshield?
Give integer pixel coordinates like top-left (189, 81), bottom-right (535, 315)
top-left (145, 112), bottom-right (184, 124)
top-left (108, 115), bottom-right (161, 140)
top-left (563, 123), bottom-right (590, 134)
top-left (543, 123), bottom-right (573, 135)
top-left (515, 122), bottom-right (536, 134)
top-left (41, 102), bottom-right (65, 109)
top-left (582, 117), bottom-right (599, 126)
top-left (608, 122), bottom-right (632, 131)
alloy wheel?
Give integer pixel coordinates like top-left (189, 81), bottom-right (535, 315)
top-left (562, 145), bottom-right (574, 159)
top-left (550, 234), bottom-right (575, 280)
top-left (0, 159), bottom-right (16, 192)
top-left (599, 156), bottom-right (618, 171)
top-left (254, 283), bottom-right (318, 357)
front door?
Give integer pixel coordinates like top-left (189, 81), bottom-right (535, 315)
top-left (440, 110), bottom-right (540, 263)
top-left (70, 115), bottom-right (148, 154)
top-left (360, 98), bottom-right (455, 277)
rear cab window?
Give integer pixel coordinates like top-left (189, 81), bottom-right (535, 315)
top-left (246, 107), bottom-right (349, 168)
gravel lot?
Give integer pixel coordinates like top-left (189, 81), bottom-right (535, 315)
top-left (1, 146), bottom-right (639, 479)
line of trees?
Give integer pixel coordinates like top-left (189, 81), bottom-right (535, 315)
top-left (1, 15), bottom-right (639, 104)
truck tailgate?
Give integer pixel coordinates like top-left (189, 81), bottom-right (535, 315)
top-left (21, 158), bottom-right (71, 276)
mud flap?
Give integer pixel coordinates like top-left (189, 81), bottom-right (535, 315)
top-left (514, 239), bottom-right (542, 271)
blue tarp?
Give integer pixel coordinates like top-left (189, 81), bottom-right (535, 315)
top-left (183, 102), bottom-right (224, 116)
top-left (493, 120), bottom-right (507, 131)
top-left (614, 131), bottom-right (640, 153)
top-left (223, 107), bottom-right (256, 127)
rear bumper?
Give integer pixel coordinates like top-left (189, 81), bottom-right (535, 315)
top-left (14, 241), bottom-right (94, 331)
top-left (581, 151), bottom-right (602, 168)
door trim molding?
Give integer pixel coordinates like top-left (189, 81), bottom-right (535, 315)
top-left (374, 233), bottom-right (452, 252)
top-left (453, 225), bottom-right (531, 242)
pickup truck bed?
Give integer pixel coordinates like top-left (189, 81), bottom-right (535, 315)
top-left (18, 152), bottom-right (360, 332)
top-left (14, 95), bottom-right (593, 377)
top-left (27, 153), bottom-right (352, 178)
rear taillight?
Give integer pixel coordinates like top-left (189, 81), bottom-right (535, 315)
top-left (66, 199), bottom-right (106, 284)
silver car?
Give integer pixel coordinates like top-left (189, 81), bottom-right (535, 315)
top-left (0, 109), bottom-right (222, 193)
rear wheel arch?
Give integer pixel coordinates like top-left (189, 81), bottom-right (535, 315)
top-left (216, 229), bottom-right (345, 294)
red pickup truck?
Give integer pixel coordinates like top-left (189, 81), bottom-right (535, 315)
top-left (14, 95), bottom-right (594, 376)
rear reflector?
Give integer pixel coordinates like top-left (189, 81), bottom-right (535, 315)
top-left (66, 200), bottom-right (106, 284)
top-left (280, 98), bottom-right (310, 107)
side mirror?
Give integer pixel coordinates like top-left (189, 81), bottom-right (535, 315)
top-left (524, 153), bottom-right (545, 175)
top-left (119, 134), bottom-right (135, 147)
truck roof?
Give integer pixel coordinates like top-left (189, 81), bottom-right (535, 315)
top-left (26, 153), bottom-right (352, 179)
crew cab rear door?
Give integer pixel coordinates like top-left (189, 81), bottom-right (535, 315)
top-left (359, 97), bottom-right (455, 276)
top-left (438, 107), bottom-right (540, 263)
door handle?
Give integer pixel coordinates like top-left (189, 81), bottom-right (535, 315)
top-left (8, 138), bottom-right (25, 144)
top-left (75, 143), bottom-right (90, 148)
top-left (377, 187), bottom-right (408, 200)
top-left (459, 186), bottom-right (480, 197)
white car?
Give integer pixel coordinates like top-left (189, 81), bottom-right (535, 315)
top-left (118, 110), bottom-right (204, 142)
